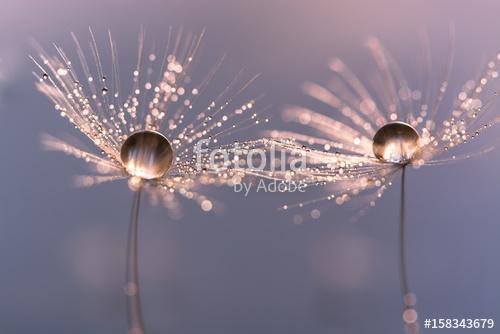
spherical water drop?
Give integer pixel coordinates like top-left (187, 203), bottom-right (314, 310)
top-left (372, 122), bottom-right (420, 164)
top-left (120, 130), bottom-right (174, 180)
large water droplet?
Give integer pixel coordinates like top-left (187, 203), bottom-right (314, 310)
top-left (372, 122), bottom-right (420, 164)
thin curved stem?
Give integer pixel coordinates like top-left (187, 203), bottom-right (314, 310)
top-left (399, 165), bottom-right (419, 333)
top-left (126, 186), bottom-right (145, 334)
top-left (399, 165), bottom-right (410, 302)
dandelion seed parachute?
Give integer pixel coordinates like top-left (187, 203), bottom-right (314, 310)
top-left (272, 36), bottom-right (500, 213)
top-left (32, 27), bottom-right (274, 215)
top-left (270, 35), bottom-right (500, 334)
top-left (33, 28), bottom-right (275, 334)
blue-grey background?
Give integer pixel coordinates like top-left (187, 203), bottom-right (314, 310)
top-left (0, 0), bottom-right (499, 333)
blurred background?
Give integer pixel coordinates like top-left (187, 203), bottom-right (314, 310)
top-left (1, 0), bottom-right (499, 333)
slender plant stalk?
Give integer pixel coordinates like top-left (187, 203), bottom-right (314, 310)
top-left (126, 186), bottom-right (146, 333)
top-left (399, 165), bottom-right (419, 334)
top-left (399, 165), bottom-right (410, 303)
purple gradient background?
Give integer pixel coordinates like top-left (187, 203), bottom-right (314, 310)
top-left (0, 0), bottom-right (499, 333)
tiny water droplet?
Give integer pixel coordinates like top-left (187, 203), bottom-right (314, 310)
top-left (57, 68), bottom-right (68, 76)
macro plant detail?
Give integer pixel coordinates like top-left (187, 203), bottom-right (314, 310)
top-left (271, 36), bottom-right (500, 333)
top-left (32, 28), bottom-right (274, 334)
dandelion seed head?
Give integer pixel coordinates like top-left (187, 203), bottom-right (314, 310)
top-left (272, 36), bottom-right (500, 217)
top-left (34, 29), bottom-right (271, 217)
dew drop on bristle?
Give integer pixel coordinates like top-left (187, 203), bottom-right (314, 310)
top-left (120, 130), bottom-right (174, 180)
top-left (372, 122), bottom-right (420, 164)
top-left (57, 68), bottom-right (68, 76)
